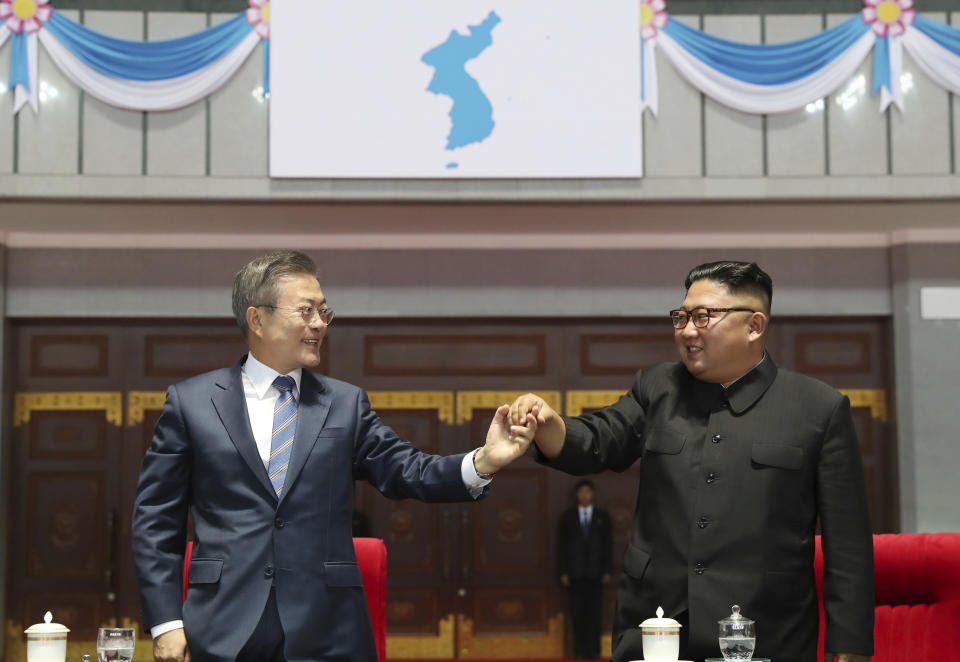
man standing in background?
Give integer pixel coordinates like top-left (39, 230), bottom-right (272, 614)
top-left (557, 479), bottom-right (612, 659)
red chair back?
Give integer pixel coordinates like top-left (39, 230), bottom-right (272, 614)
top-left (184, 538), bottom-right (387, 662)
top-left (815, 533), bottom-right (960, 662)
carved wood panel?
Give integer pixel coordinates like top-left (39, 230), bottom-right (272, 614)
top-left (365, 334), bottom-right (546, 377)
top-left (31, 334), bottom-right (110, 378)
top-left (26, 473), bottom-right (106, 580)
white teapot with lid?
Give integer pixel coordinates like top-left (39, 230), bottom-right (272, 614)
top-left (24, 611), bottom-right (70, 662)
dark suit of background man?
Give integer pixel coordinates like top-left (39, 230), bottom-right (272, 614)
top-left (558, 479), bottom-right (612, 659)
top-left (511, 261), bottom-right (875, 662)
top-left (132, 251), bottom-right (537, 662)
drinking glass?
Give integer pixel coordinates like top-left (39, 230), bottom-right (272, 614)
top-left (96, 628), bottom-right (135, 662)
top-left (718, 605), bottom-right (755, 661)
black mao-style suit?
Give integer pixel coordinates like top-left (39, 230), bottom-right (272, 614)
top-left (558, 505), bottom-right (612, 658)
top-left (133, 356), bottom-right (482, 662)
top-left (539, 356), bottom-right (874, 662)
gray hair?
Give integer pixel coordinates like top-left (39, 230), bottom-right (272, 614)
top-left (232, 251), bottom-right (318, 338)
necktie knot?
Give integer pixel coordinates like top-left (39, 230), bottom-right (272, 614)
top-left (273, 375), bottom-right (295, 393)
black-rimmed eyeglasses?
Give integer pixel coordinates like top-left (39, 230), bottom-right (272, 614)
top-left (669, 307), bottom-right (755, 329)
top-left (258, 304), bottom-right (334, 325)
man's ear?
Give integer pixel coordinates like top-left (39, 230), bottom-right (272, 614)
top-left (246, 306), bottom-right (263, 338)
top-left (748, 311), bottom-right (767, 341)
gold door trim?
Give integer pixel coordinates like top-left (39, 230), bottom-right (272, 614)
top-left (367, 391), bottom-right (455, 425)
top-left (128, 391), bottom-right (167, 426)
top-left (385, 613), bottom-right (456, 659)
top-left (456, 391), bottom-right (562, 425)
top-left (13, 392), bottom-right (123, 427)
top-left (839, 388), bottom-right (888, 423)
top-left (565, 390), bottom-right (626, 416)
top-left (455, 612), bottom-right (564, 658)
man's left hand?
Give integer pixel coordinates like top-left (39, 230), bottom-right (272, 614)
top-left (474, 404), bottom-right (539, 475)
top-left (826, 653), bottom-right (871, 662)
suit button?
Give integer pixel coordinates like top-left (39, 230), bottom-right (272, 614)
top-left (264, 565), bottom-right (275, 578)
top-left (695, 561), bottom-right (705, 575)
top-left (705, 473), bottom-right (716, 484)
top-left (697, 516), bottom-right (710, 529)
top-left (712, 434), bottom-right (722, 443)
top-left (275, 517), bottom-right (285, 529)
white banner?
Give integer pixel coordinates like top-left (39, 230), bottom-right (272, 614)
top-left (270, 0), bottom-right (642, 178)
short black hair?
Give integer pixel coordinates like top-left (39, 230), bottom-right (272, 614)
top-left (574, 479), bottom-right (595, 492)
top-left (684, 261), bottom-right (773, 314)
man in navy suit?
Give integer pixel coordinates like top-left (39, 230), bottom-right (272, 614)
top-left (132, 251), bottom-right (537, 662)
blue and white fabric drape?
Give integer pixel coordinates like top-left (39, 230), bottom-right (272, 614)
top-left (638, 0), bottom-right (960, 115)
top-left (2, 0), bottom-right (960, 118)
top-left (1, 0), bottom-right (269, 114)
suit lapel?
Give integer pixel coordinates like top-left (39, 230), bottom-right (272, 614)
top-left (211, 360), bottom-right (277, 501)
top-left (280, 370), bottom-right (331, 502)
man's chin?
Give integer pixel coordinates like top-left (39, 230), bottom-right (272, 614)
top-left (300, 353), bottom-right (322, 368)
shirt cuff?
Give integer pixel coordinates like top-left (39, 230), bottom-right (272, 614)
top-left (461, 449), bottom-right (492, 499)
top-left (151, 620), bottom-right (184, 639)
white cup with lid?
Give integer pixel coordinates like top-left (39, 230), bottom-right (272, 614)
top-left (24, 611), bottom-right (70, 662)
top-left (640, 606), bottom-right (682, 661)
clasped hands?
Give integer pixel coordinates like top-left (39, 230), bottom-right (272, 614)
top-left (474, 393), bottom-right (566, 475)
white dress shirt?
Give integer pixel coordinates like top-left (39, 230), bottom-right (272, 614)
top-left (151, 351), bottom-right (490, 638)
top-left (578, 504), bottom-right (594, 528)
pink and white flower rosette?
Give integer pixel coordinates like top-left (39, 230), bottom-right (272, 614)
top-left (640, 0), bottom-right (668, 40)
top-left (861, 0), bottom-right (916, 38)
top-left (862, 0), bottom-right (916, 110)
top-left (246, 0), bottom-right (269, 39)
top-left (0, 0), bottom-right (52, 34)
top-left (638, 0), bottom-right (668, 115)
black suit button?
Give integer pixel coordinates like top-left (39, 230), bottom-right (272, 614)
top-left (275, 517), bottom-right (285, 529)
top-left (264, 565), bottom-right (275, 578)
top-left (705, 473), bottom-right (716, 484)
top-left (695, 561), bottom-right (706, 575)
top-left (712, 434), bottom-right (722, 443)
top-left (697, 516), bottom-right (710, 529)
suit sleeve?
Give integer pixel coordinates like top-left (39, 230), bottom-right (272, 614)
top-left (131, 385), bottom-right (192, 630)
top-left (353, 389), bottom-right (478, 502)
top-left (817, 395), bottom-right (875, 655)
top-left (537, 373), bottom-right (646, 475)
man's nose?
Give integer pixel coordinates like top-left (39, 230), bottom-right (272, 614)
top-left (680, 320), bottom-right (700, 337)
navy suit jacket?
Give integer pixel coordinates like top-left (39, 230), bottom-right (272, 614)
top-left (132, 357), bottom-right (478, 662)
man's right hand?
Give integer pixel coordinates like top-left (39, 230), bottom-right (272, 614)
top-left (154, 628), bottom-right (190, 662)
top-left (508, 394), bottom-right (565, 458)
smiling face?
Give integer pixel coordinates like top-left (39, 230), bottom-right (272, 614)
top-left (246, 273), bottom-right (327, 374)
top-left (674, 279), bottom-right (767, 385)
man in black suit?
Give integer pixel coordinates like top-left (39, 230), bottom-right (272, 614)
top-left (510, 261), bottom-right (874, 662)
top-left (558, 479), bottom-right (612, 659)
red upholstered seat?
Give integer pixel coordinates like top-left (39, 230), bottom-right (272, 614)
top-left (183, 537), bottom-right (387, 662)
top-left (815, 533), bottom-right (960, 662)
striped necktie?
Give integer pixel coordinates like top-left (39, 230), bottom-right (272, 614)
top-left (268, 375), bottom-right (297, 496)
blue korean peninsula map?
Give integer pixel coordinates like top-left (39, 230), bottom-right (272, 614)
top-left (422, 11), bottom-right (501, 168)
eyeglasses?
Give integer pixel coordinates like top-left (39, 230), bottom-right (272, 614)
top-left (258, 304), bottom-right (335, 325)
top-left (669, 307), bottom-right (755, 329)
